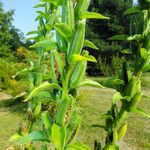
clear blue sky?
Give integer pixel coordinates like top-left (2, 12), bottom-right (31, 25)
top-left (1, 0), bottom-right (138, 36)
top-left (1, 0), bottom-right (39, 35)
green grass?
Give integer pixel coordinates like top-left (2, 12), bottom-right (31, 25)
top-left (0, 76), bottom-right (150, 149)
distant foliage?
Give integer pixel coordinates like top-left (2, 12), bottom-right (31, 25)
top-left (86, 0), bottom-right (132, 76)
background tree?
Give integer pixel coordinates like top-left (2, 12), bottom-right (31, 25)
top-left (86, 0), bottom-right (133, 76)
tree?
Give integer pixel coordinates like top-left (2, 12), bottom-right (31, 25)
top-left (0, 1), bottom-right (27, 60)
top-left (86, 0), bottom-right (133, 76)
top-left (0, 1), bottom-right (14, 59)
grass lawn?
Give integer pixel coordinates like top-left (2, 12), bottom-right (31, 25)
top-left (0, 77), bottom-right (150, 149)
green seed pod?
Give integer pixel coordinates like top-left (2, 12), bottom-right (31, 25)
top-left (68, 20), bottom-right (86, 56)
top-left (112, 130), bottom-right (118, 144)
top-left (66, 111), bottom-right (81, 144)
top-left (125, 76), bottom-right (137, 98)
top-left (129, 92), bottom-right (141, 110)
top-left (117, 124), bottom-right (127, 141)
top-left (33, 102), bottom-right (41, 117)
top-left (75, 0), bottom-right (90, 17)
top-left (55, 97), bottom-right (72, 126)
top-left (62, 0), bottom-right (75, 30)
top-left (41, 111), bottom-right (53, 139)
top-left (69, 51), bottom-right (88, 89)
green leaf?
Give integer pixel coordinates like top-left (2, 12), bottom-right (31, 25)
top-left (78, 78), bottom-right (104, 88)
top-left (113, 92), bottom-right (123, 103)
top-left (41, 0), bottom-right (62, 6)
top-left (34, 102), bottom-right (41, 117)
top-left (16, 130), bottom-right (49, 144)
top-left (109, 34), bottom-right (128, 41)
top-left (131, 107), bottom-right (150, 118)
top-left (99, 114), bottom-right (114, 120)
top-left (79, 12), bottom-right (110, 20)
top-left (54, 23), bottom-right (73, 41)
top-left (117, 124), bottom-right (127, 141)
top-left (124, 6), bottom-right (141, 15)
top-left (26, 30), bottom-right (38, 36)
top-left (24, 82), bottom-right (61, 101)
top-left (9, 134), bottom-right (22, 142)
top-left (41, 112), bottom-right (52, 139)
top-left (121, 49), bottom-right (131, 54)
top-left (34, 3), bottom-right (45, 8)
top-left (36, 11), bottom-right (48, 19)
top-left (140, 48), bottom-right (149, 60)
top-left (71, 54), bottom-right (97, 63)
top-left (127, 34), bottom-right (143, 41)
top-left (67, 141), bottom-right (90, 150)
top-left (51, 124), bottom-right (66, 150)
top-left (84, 40), bottom-right (98, 50)
top-left (30, 39), bottom-right (57, 50)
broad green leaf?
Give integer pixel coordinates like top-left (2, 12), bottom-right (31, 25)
top-left (113, 92), bottom-right (123, 103)
top-left (78, 78), bottom-right (104, 88)
top-left (34, 91), bottom-right (52, 99)
top-left (54, 23), bottom-right (73, 41)
top-left (42, 112), bottom-right (52, 139)
top-left (51, 124), bottom-right (66, 150)
top-left (84, 40), bottom-right (98, 50)
top-left (140, 48), bottom-right (148, 60)
top-left (127, 34), bottom-right (143, 41)
top-left (24, 82), bottom-right (61, 101)
top-left (36, 11), bottom-right (48, 19)
top-left (16, 130), bottom-right (49, 144)
top-left (124, 6), bottom-right (141, 15)
top-left (26, 36), bottom-right (38, 41)
top-left (67, 141), bottom-right (90, 150)
top-left (30, 39), bottom-right (57, 50)
top-left (131, 107), bottom-right (150, 118)
top-left (9, 134), bottom-right (22, 142)
top-left (109, 34), bottom-right (128, 41)
top-left (79, 12), bottom-right (110, 20)
top-left (71, 54), bottom-right (97, 63)
top-left (34, 3), bottom-right (45, 8)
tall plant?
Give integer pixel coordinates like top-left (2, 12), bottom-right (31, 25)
top-left (10, 0), bottom-right (109, 149)
top-left (95, 1), bottom-right (150, 149)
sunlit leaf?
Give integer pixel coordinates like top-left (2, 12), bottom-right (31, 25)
top-left (71, 54), bottom-right (97, 63)
top-left (54, 23), bottom-right (73, 41)
top-left (79, 12), bottom-right (110, 20)
top-left (24, 82), bottom-right (61, 101)
top-left (124, 6), bottom-right (141, 15)
top-left (51, 124), bottom-right (66, 150)
top-left (78, 78), bottom-right (104, 88)
top-left (109, 34), bottom-right (128, 41)
top-left (30, 39), bottom-right (57, 50)
top-left (16, 130), bottom-right (49, 144)
top-left (84, 40), bottom-right (98, 50)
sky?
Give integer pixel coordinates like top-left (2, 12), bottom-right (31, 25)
top-left (1, 0), bottom-right (138, 36)
top-left (1, 0), bottom-right (39, 35)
